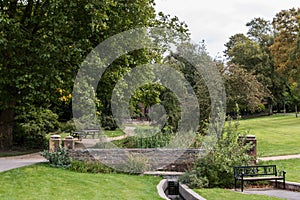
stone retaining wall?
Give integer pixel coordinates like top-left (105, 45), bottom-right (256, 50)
top-left (68, 148), bottom-right (204, 171)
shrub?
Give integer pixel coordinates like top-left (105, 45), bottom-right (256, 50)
top-left (180, 118), bottom-right (253, 188)
top-left (112, 126), bottom-right (172, 148)
top-left (123, 154), bottom-right (150, 174)
top-left (59, 119), bottom-right (76, 132)
top-left (69, 160), bottom-right (115, 173)
top-left (41, 148), bottom-right (71, 168)
top-left (101, 115), bottom-right (117, 130)
top-left (14, 107), bottom-right (59, 149)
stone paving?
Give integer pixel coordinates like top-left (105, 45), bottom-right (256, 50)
top-left (259, 154), bottom-right (300, 161)
top-left (242, 189), bottom-right (300, 200)
top-left (0, 153), bottom-right (47, 172)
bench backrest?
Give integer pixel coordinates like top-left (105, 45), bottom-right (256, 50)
top-left (234, 165), bottom-right (277, 178)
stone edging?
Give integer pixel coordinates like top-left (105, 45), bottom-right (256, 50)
top-left (157, 179), bottom-right (206, 200)
top-left (179, 184), bottom-right (206, 200)
top-left (270, 180), bottom-right (300, 192)
top-left (157, 179), bottom-right (170, 200)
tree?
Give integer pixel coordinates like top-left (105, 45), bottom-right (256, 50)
top-left (270, 8), bottom-right (300, 82)
top-left (0, 0), bottom-right (167, 149)
top-left (221, 64), bottom-right (270, 113)
top-left (0, 0), bottom-right (190, 149)
top-left (224, 17), bottom-right (289, 114)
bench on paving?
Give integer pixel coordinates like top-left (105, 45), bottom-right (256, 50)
top-left (234, 165), bottom-right (286, 192)
top-left (71, 129), bottom-right (101, 141)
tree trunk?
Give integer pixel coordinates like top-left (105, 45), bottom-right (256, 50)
top-left (295, 105), bottom-right (298, 118)
top-left (0, 109), bottom-right (14, 150)
top-left (269, 104), bottom-right (273, 115)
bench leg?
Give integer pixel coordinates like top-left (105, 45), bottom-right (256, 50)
top-left (234, 179), bottom-right (237, 191)
top-left (241, 179), bottom-right (244, 192)
top-left (275, 179), bottom-right (278, 188)
top-left (283, 179), bottom-right (286, 189)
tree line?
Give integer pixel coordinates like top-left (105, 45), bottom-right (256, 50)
top-left (0, 1), bottom-right (298, 150)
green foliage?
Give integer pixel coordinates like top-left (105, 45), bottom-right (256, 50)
top-left (113, 126), bottom-right (172, 148)
top-left (59, 119), bottom-right (76, 132)
top-left (123, 154), bottom-right (150, 174)
top-left (179, 170), bottom-right (209, 188)
top-left (180, 118), bottom-right (253, 188)
top-left (14, 107), bottom-right (59, 149)
top-left (101, 115), bottom-right (118, 130)
top-left (69, 160), bottom-right (114, 174)
top-left (42, 148), bottom-right (71, 168)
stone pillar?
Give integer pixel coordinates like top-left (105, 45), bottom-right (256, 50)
top-left (49, 135), bottom-right (61, 152)
top-left (64, 136), bottom-right (75, 150)
top-left (239, 135), bottom-right (257, 164)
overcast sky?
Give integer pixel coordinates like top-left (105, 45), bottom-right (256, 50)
top-left (155, 0), bottom-right (299, 59)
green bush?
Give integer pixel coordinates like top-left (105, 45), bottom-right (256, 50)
top-left (101, 115), bottom-right (118, 130)
top-left (180, 118), bottom-right (253, 188)
top-left (14, 107), bottom-right (59, 149)
top-left (123, 154), bottom-right (150, 174)
top-left (113, 126), bottom-right (172, 148)
top-left (59, 119), bottom-right (76, 132)
top-left (69, 160), bottom-right (115, 173)
top-left (41, 148), bottom-right (71, 168)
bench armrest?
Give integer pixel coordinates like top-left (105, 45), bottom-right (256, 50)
top-left (279, 170), bottom-right (286, 177)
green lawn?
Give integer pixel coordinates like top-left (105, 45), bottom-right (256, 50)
top-left (238, 114), bottom-right (300, 156)
top-left (0, 164), bottom-right (162, 200)
top-left (260, 158), bottom-right (300, 182)
top-left (103, 128), bottom-right (125, 137)
top-left (194, 188), bottom-right (283, 200)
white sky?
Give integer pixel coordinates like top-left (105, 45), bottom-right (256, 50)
top-left (155, 0), bottom-right (299, 59)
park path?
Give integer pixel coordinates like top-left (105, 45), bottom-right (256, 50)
top-left (260, 154), bottom-right (300, 161)
top-left (0, 152), bottom-right (47, 173)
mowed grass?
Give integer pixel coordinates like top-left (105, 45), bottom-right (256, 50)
top-left (0, 164), bottom-right (162, 200)
top-left (103, 128), bottom-right (125, 137)
top-left (260, 158), bottom-right (300, 182)
top-left (194, 188), bottom-right (283, 200)
top-left (238, 114), bottom-right (300, 156)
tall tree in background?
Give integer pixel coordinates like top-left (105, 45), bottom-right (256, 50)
top-left (224, 17), bottom-right (291, 114)
top-left (270, 8), bottom-right (300, 115)
top-left (270, 8), bottom-right (300, 81)
top-left (0, 0), bottom-right (189, 149)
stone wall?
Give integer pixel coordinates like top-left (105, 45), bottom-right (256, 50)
top-left (68, 148), bottom-right (204, 171)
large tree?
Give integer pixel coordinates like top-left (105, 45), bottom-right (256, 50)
top-left (270, 8), bottom-right (300, 81)
top-left (0, 0), bottom-right (180, 149)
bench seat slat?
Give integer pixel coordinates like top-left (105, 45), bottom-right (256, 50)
top-left (237, 176), bottom-right (284, 181)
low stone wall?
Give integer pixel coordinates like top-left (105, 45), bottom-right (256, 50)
top-left (270, 180), bottom-right (300, 192)
top-left (179, 184), bottom-right (206, 200)
top-left (68, 148), bottom-right (204, 171)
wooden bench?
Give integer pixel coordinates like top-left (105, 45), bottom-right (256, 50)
top-left (234, 165), bottom-right (286, 192)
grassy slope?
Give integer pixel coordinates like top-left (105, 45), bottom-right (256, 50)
top-left (261, 158), bottom-right (300, 182)
top-left (194, 188), bottom-right (283, 200)
top-left (238, 114), bottom-right (300, 156)
top-left (0, 164), bottom-right (162, 200)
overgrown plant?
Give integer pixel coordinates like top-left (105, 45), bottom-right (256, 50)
top-left (180, 117), bottom-right (253, 188)
top-left (14, 107), bottom-right (59, 149)
top-left (69, 160), bottom-right (115, 173)
top-left (123, 154), bottom-right (150, 174)
top-left (41, 148), bottom-right (71, 168)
